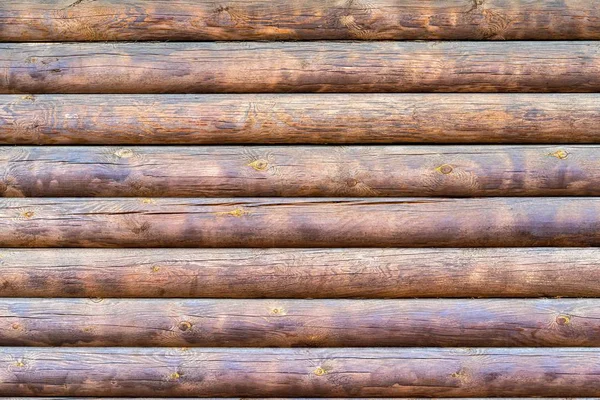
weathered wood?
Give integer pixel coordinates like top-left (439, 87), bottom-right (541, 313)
top-left (1, 198), bottom-right (600, 248)
top-left (2, 145), bottom-right (599, 197)
top-left (2, 248), bottom-right (599, 298)
top-left (1, 298), bottom-right (598, 347)
top-left (2, 347), bottom-right (600, 396)
top-left (1, 0), bottom-right (599, 41)
top-left (4, 94), bottom-right (600, 144)
top-left (2, 42), bottom-right (600, 94)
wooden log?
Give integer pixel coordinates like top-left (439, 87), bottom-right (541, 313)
top-left (1, 198), bottom-right (600, 248)
top-left (1, 347), bottom-right (600, 396)
top-left (1, 0), bottom-right (599, 41)
top-left (4, 94), bottom-right (600, 145)
top-left (2, 145), bottom-right (600, 197)
top-left (1, 298), bottom-right (598, 347)
top-left (2, 248), bottom-right (599, 298)
top-left (2, 42), bottom-right (600, 94)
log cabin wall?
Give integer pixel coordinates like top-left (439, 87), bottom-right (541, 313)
top-left (1, 0), bottom-right (600, 398)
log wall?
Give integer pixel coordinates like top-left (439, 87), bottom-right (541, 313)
top-left (2, 0), bottom-right (600, 398)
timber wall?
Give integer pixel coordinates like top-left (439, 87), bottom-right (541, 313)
top-left (1, 0), bottom-right (600, 398)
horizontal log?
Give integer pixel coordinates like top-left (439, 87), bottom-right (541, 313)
top-left (2, 145), bottom-right (600, 197)
top-left (2, 0), bottom-right (599, 41)
top-left (2, 347), bottom-right (600, 396)
top-left (2, 42), bottom-right (600, 94)
top-left (1, 298), bottom-right (599, 347)
top-left (4, 94), bottom-right (600, 144)
top-left (3, 248), bottom-right (599, 298)
top-left (2, 198), bottom-right (600, 248)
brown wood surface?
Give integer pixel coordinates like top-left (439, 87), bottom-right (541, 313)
top-left (1, 197), bottom-right (600, 248)
top-left (1, 298), bottom-right (599, 347)
top-left (2, 347), bottom-right (600, 396)
top-left (1, 0), bottom-right (599, 41)
top-left (4, 94), bottom-right (600, 144)
top-left (3, 42), bottom-right (600, 94)
top-left (2, 248), bottom-right (599, 298)
top-left (2, 145), bottom-right (599, 197)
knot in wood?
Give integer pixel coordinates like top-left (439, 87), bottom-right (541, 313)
top-left (248, 159), bottom-right (269, 171)
top-left (436, 164), bottom-right (454, 175)
top-left (556, 315), bottom-right (571, 326)
top-left (178, 321), bottom-right (193, 331)
top-left (346, 178), bottom-right (358, 187)
top-left (550, 150), bottom-right (569, 159)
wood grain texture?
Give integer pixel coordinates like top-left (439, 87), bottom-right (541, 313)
top-left (5, 94), bottom-right (600, 144)
top-left (2, 347), bottom-right (600, 396)
top-left (2, 145), bottom-right (600, 197)
top-left (3, 248), bottom-right (600, 298)
top-left (1, 197), bottom-right (600, 248)
top-left (1, 298), bottom-right (599, 347)
top-left (3, 42), bottom-right (600, 94)
top-left (1, 0), bottom-right (599, 41)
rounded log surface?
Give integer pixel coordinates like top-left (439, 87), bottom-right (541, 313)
top-left (1, 348), bottom-right (600, 397)
top-left (1, 0), bottom-right (599, 41)
top-left (3, 94), bottom-right (600, 144)
top-left (1, 146), bottom-right (600, 197)
top-left (0, 298), bottom-right (599, 347)
top-left (1, 248), bottom-right (598, 298)
top-left (1, 197), bottom-right (600, 247)
top-left (2, 42), bottom-right (600, 93)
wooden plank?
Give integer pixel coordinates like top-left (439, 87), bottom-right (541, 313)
top-left (1, 0), bottom-right (599, 41)
top-left (4, 94), bottom-right (600, 144)
top-left (1, 298), bottom-right (598, 347)
top-left (2, 42), bottom-right (600, 94)
top-left (1, 347), bottom-right (600, 396)
top-left (2, 248), bottom-right (599, 298)
top-left (2, 145), bottom-right (599, 197)
top-left (1, 198), bottom-right (600, 248)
